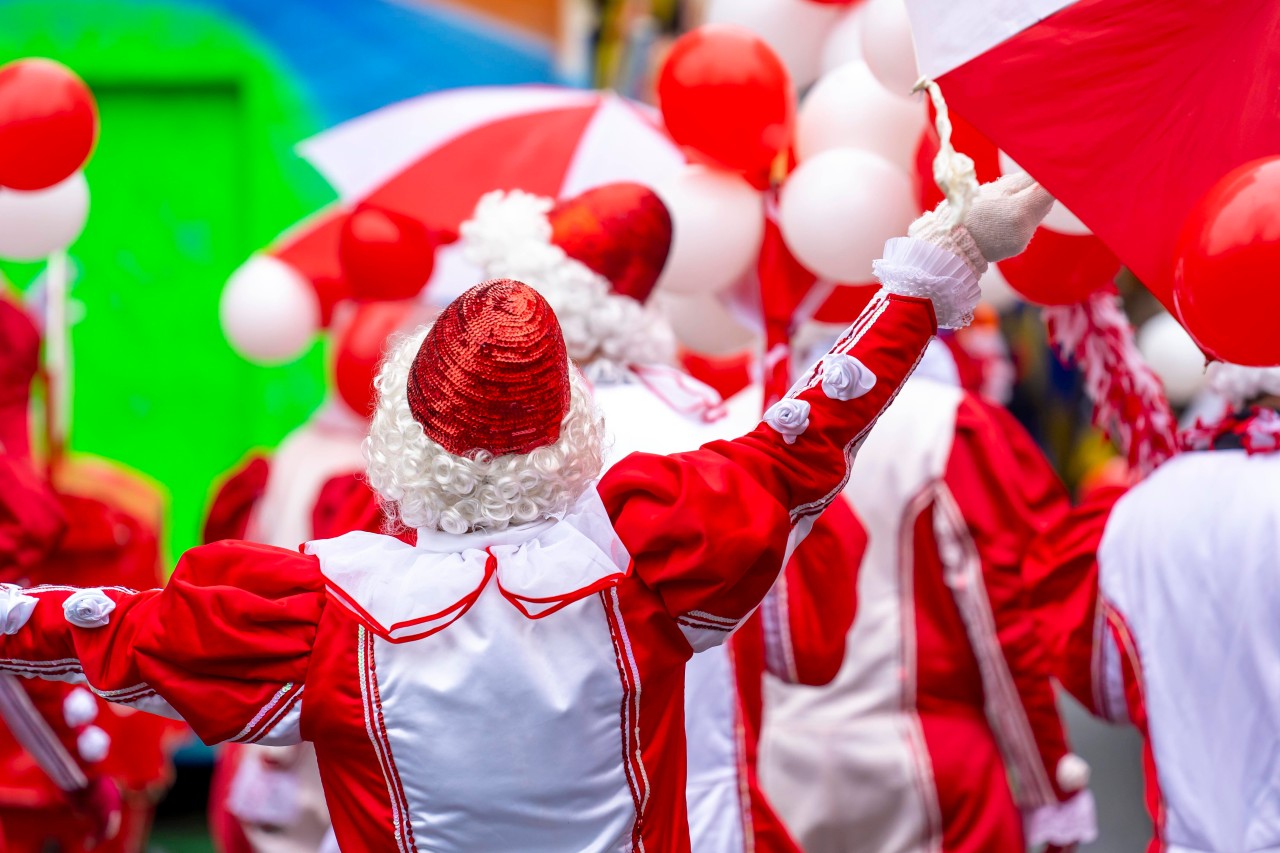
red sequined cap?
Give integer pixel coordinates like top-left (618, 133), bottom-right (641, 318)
top-left (407, 279), bottom-right (571, 457)
top-left (548, 182), bottom-right (673, 304)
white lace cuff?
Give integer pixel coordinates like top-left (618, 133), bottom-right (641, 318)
top-left (1024, 791), bottom-right (1098, 848)
top-left (872, 237), bottom-right (981, 330)
top-left (0, 584), bottom-right (38, 635)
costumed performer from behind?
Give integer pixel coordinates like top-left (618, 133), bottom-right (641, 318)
top-left (759, 319), bottom-right (1093, 853)
top-left (0, 175), bottom-right (1052, 852)
top-left (1027, 361), bottom-right (1280, 853)
top-left (461, 181), bottom-right (864, 853)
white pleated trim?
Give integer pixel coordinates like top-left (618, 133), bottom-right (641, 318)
top-left (873, 237), bottom-right (981, 330)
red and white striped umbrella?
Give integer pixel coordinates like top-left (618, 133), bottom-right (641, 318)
top-left (906, 0), bottom-right (1280, 312)
top-left (265, 85), bottom-right (686, 309)
top-left (300, 85), bottom-right (684, 230)
top-left (222, 86), bottom-right (686, 363)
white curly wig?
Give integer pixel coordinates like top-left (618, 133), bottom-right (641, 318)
top-left (460, 190), bottom-right (676, 370)
top-left (364, 325), bottom-right (607, 535)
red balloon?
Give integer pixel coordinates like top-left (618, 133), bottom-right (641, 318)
top-left (1173, 157), bottom-right (1280, 366)
top-left (997, 229), bottom-right (1119, 306)
top-left (333, 300), bottom-right (426, 418)
top-left (657, 25), bottom-right (795, 188)
top-left (339, 205), bottom-right (435, 302)
top-left (0, 59), bottom-right (98, 191)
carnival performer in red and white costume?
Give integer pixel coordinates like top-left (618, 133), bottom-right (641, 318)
top-left (202, 399), bottom-right (373, 853)
top-left (460, 182), bottom-right (864, 853)
top-left (0, 176), bottom-right (1048, 852)
top-left (0, 297), bottom-right (168, 853)
top-left (1027, 362), bottom-right (1280, 853)
top-left (760, 184), bottom-right (1095, 853)
top-left (203, 297), bottom-right (433, 853)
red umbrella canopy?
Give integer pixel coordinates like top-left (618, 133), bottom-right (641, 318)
top-left (908, 0), bottom-right (1280, 311)
top-left (298, 85), bottom-right (685, 234)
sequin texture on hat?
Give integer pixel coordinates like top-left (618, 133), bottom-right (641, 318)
top-left (407, 279), bottom-right (571, 457)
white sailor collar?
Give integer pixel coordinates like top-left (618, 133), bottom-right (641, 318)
top-left (304, 489), bottom-right (631, 643)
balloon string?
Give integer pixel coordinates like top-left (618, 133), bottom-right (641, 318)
top-left (912, 77), bottom-right (979, 228)
top-left (44, 251), bottom-right (69, 472)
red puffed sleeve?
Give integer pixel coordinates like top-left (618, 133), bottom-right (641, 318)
top-left (941, 395), bottom-right (1078, 806)
top-left (759, 494), bottom-right (864, 685)
top-left (600, 292), bottom-right (936, 650)
top-left (202, 456), bottom-right (270, 544)
top-left (0, 541), bottom-right (324, 747)
top-left (1025, 484), bottom-right (1128, 719)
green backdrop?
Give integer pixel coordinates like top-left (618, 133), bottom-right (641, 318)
top-left (0, 0), bottom-right (337, 563)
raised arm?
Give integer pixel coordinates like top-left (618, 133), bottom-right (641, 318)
top-left (0, 540), bottom-right (325, 746)
top-left (602, 175), bottom-right (1055, 649)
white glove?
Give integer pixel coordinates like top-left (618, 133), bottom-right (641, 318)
top-left (909, 173), bottom-right (1056, 276)
top-left (0, 584), bottom-right (37, 635)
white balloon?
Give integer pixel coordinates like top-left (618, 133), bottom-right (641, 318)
top-left (0, 173), bottom-right (89, 261)
top-left (821, 5), bottom-right (865, 74)
top-left (1136, 312), bottom-right (1207, 406)
top-left (997, 150), bottom-right (1092, 236)
top-left (220, 255), bottom-right (320, 364)
top-left (779, 148), bottom-right (916, 282)
top-left (980, 263), bottom-right (1020, 313)
top-left (653, 290), bottom-right (757, 355)
top-left (704, 0), bottom-right (844, 88)
top-left (796, 60), bottom-right (926, 174)
top-left (655, 165), bottom-right (765, 296)
top-left (860, 0), bottom-right (919, 98)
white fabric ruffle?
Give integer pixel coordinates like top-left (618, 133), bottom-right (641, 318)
top-left (872, 237), bottom-right (981, 330)
top-left (1024, 790), bottom-right (1099, 848)
top-left (306, 490), bottom-right (631, 641)
top-left (820, 354), bottom-right (876, 401)
top-left (763, 399), bottom-right (811, 445)
top-left (0, 584), bottom-right (37, 635)
top-left (62, 589), bottom-right (115, 629)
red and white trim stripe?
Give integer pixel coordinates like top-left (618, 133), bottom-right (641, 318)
top-left (932, 484), bottom-right (1057, 807)
top-left (601, 588), bottom-right (648, 852)
top-left (359, 627), bottom-right (417, 853)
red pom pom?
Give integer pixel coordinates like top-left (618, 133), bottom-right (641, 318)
top-left (339, 205), bottom-right (436, 302)
top-left (549, 182), bottom-right (672, 303)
